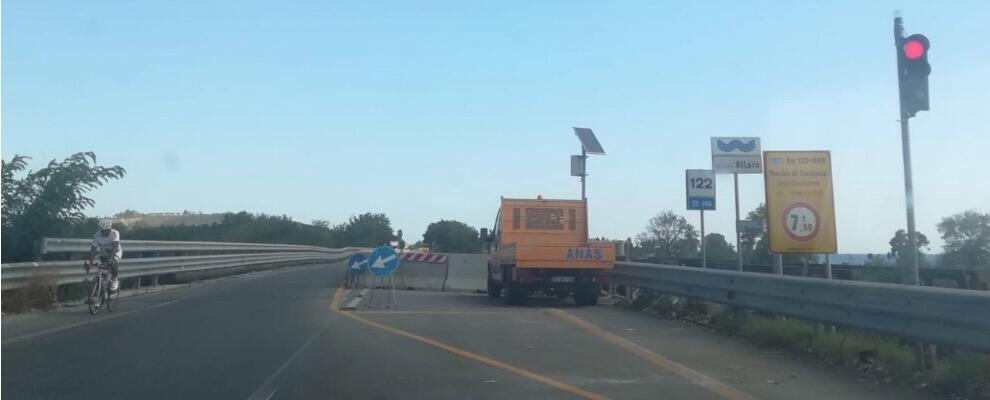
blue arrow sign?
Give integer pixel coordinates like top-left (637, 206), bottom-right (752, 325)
top-left (368, 246), bottom-right (399, 277)
top-left (347, 253), bottom-right (368, 275)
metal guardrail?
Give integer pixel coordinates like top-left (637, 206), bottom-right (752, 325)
top-left (40, 238), bottom-right (340, 255)
top-left (632, 256), bottom-right (990, 290)
top-left (2, 238), bottom-right (367, 290)
top-left (612, 261), bottom-right (990, 351)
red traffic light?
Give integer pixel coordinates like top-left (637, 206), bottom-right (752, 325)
top-left (902, 34), bottom-right (929, 60)
top-left (903, 40), bottom-right (925, 59)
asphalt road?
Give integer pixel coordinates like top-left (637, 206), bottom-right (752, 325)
top-left (2, 262), bottom-right (928, 400)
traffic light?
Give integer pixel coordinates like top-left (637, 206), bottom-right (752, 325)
top-left (897, 33), bottom-right (931, 118)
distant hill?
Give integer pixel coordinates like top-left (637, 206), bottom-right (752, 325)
top-left (113, 210), bottom-right (224, 228)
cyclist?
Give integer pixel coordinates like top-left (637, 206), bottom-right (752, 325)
top-left (85, 219), bottom-right (123, 293)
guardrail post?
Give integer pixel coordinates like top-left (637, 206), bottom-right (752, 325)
top-left (151, 275), bottom-right (159, 286)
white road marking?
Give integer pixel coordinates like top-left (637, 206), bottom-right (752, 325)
top-left (344, 296), bottom-right (363, 310)
top-left (245, 321), bottom-right (331, 400)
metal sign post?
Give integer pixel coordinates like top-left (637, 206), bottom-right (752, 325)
top-left (700, 210), bottom-right (707, 268)
top-left (711, 137), bottom-right (762, 271)
top-left (734, 173), bottom-right (741, 271)
top-left (347, 253), bottom-right (368, 289)
top-left (367, 246), bottom-right (400, 309)
top-left (686, 169), bottom-right (716, 268)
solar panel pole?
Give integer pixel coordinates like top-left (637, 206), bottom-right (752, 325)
top-left (581, 147), bottom-right (587, 201)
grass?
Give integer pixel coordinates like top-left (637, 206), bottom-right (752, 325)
top-left (627, 291), bottom-right (990, 400)
top-left (933, 352), bottom-right (990, 399)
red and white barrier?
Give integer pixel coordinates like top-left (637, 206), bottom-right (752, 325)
top-left (400, 252), bottom-right (447, 263)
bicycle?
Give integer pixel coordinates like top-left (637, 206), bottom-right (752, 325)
top-left (84, 260), bottom-right (116, 315)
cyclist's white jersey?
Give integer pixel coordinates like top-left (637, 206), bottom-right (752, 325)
top-left (92, 229), bottom-right (123, 260)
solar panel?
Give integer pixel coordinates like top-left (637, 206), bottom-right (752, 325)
top-left (573, 127), bottom-right (605, 155)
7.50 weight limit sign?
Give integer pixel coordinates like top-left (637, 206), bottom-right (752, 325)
top-left (763, 151), bottom-right (837, 254)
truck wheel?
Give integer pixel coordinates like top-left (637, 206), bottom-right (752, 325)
top-left (574, 284), bottom-right (599, 306)
top-left (505, 283), bottom-right (527, 305)
top-left (487, 278), bottom-right (502, 298)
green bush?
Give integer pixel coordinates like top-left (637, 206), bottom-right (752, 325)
top-left (933, 352), bottom-right (990, 400)
top-left (682, 299), bottom-right (709, 316)
top-left (710, 307), bottom-right (748, 335)
top-left (711, 309), bottom-right (917, 378)
top-left (652, 303), bottom-right (987, 399)
top-left (56, 280), bottom-right (92, 302)
top-left (628, 290), bottom-right (660, 310)
top-left (739, 316), bottom-right (816, 349)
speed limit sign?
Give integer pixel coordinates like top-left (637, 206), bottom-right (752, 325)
top-left (781, 203), bottom-right (821, 242)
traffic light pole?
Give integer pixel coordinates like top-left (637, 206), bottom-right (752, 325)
top-left (894, 14), bottom-right (929, 371)
top-left (899, 117), bottom-right (920, 286)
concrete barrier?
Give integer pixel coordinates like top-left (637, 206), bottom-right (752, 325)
top-left (442, 254), bottom-right (488, 292)
top-left (392, 261), bottom-right (447, 291)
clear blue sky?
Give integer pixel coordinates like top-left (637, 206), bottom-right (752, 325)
top-left (3, 1), bottom-right (988, 254)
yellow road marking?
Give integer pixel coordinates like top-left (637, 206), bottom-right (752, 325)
top-left (330, 287), bottom-right (609, 400)
top-left (329, 286), bottom-right (344, 310)
top-left (545, 308), bottom-right (756, 400)
top-left (353, 310), bottom-right (512, 315)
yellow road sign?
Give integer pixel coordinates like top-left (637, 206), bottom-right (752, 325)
top-left (763, 151), bottom-right (837, 254)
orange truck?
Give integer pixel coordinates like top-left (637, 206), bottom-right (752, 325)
top-left (481, 197), bottom-right (614, 305)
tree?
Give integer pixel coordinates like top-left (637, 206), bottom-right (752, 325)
top-left (864, 253), bottom-right (892, 267)
top-left (739, 203), bottom-right (770, 265)
top-left (703, 233), bottom-right (737, 261)
top-left (888, 229), bottom-right (930, 269)
top-left (1, 155), bottom-right (31, 226)
top-left (311, 219), bottom-right (331, 230)
top-left (937, 211), bottom-right (990, 269)
top-left (737, 203), bottom-right (816, 266)
top-left (635, 211), bottom-right (699, 259)
top-left (115, 209), bottom-right (141, 219)
top-left (333, 213), bottom-right (395, 247)
top-left (127, 212), bottom-right (339, 248)
top-left (421, 219), bottom-right (482, 254)
top-left (2, 153), bottom-right (126, 262)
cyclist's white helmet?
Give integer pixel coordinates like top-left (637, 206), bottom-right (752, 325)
top-left (99, 219), bottom-right (113, 230)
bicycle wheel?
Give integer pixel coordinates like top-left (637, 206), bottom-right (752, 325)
top-left (104, 282), bottom-right (113, 313)
top-left (88, 279), bottom-right (101, 315)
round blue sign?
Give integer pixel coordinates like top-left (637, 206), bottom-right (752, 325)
top-left (368, 246), bottom-right (399, 277)
top-left (348, 253), bottom-right (367, 275)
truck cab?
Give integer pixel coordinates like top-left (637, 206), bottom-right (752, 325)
top-left (483, 197), bottom-right (614, 305)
